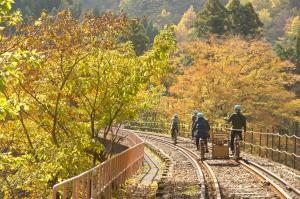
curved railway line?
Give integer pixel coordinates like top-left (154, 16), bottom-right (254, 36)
top-left (138, 132), bottom-right (221, 199)
top-left (135, 130), bottom-right (300, 199)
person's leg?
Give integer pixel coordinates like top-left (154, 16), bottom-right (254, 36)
top-left (237, 131), bottom-right (242, 140)
top-left (196, 137), bottom-right (200, 150)
top-left (204, 138), bottom-right (208, 152)
top-left (230, 131), bottom-right (235, 151)
top-left (171, 128), bottom-right (175, 140)
top-left (175, 128), bottom-right (178, 143)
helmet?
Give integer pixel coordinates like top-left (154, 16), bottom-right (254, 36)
top-left (234, 105), bottom-right (241, 110)
top-left (197, 112), bottom-right (204, 118)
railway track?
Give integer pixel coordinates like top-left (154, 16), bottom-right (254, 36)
top-left (137, 132), bottom-right (221, 199)
top-left (134, 130), bottom-right (300, 199)
top-left (237, 159), bottom-right (300, 199)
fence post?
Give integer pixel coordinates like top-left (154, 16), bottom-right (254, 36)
top-left (266, 129), bottom-right (269, 158)
top-left (251, 129), bottom-right (254, 154)
top-left (91, 168), bottom-right (97, 199)
top-left (243, 129), bottom-right (246, 149)
top-left (294, 136), bottom-right (297, 169)
top-left (272, 129), bottom-right (274, 161)
top-left (259, 130), bottom-right (262, 157)
top-left (278, 135), bottom-right (281, 162)
top-left (285, 135), bottom-right (288, 166)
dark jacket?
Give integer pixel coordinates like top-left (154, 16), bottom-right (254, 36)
top-left (171, 117), bottom-right (180, 130)
top-left (192, 117), bottom-right (210, 138)
top-left (228, 112), bottom-right (246, 132)
top-left (192, 115), bottom-right (197, 128)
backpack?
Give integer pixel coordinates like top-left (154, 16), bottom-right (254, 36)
top-left (231, 113), bottom-right (246, 129)
top-left (172, 118), bottom-right (179, 128)
top-left (196, 118), bottom-right (208, 131)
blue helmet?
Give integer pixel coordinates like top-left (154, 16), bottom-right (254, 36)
top-left (234, 105), bottom-right (241, 110)
top-left (197, 112), bottom-right (204, 118)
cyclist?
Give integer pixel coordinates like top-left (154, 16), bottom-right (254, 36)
top-left (227, 105), bottom-right (247, 153)
top-left (192, 112), bottom-right (210, 152)
top-left (171, 113), bottom-right (180, 144)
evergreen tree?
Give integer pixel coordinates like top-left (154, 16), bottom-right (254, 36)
top-left (226, 0), bottom-right (243, 34)
top-left (142, 18), bottom-right (159, 44)
top-left (226, 0), bottom-right (263, 36)
top-left (121, 20), bottom-right (150, 56)
top-left (241, 3), bottom-right (263, 36)
top-left (295, 32), bottom-right (300, 73)
top-left (13, 0), bottom-right (61, 19)
top-left (194, 0), bottom-right (229, 37)
top-left (275, 31), bottom-right (300, 73)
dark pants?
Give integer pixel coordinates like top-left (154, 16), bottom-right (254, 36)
top-left (171, 128), bottom-right (178, 140)
top-left (196, 137), bottom-right (208, 151)
top-left (230, 131), bottom-right (243, 151)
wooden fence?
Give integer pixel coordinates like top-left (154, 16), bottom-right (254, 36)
top-left (125, 121), bottom-right (300, 170)
top-left (52, 129), bottom-right (144, 198)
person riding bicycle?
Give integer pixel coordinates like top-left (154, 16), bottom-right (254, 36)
top-left (191, 110), bottom-right (198, 140)
top-left (227, 105), bottom-right (247, 153)
top-left (192, 112), bottom-right (210, 152)
top-left (171, 113), bottom-right (180, 144)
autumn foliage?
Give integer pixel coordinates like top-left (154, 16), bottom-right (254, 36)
top-left (0, 9), bottom-right (175, 197)
top-left (161, 37), bottom-right (300, 129)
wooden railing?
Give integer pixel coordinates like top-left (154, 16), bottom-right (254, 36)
top-left (52, 129), bottom-right (144, 198)
top-left (125, 121), bottom-right (300, 170)
top-left (243, 130), bottom-right (300, 169)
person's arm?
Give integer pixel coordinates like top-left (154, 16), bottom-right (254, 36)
top-left (227, 114), bottom-right (233, 123)
top-left (192, 118), bottom-right (197, 132)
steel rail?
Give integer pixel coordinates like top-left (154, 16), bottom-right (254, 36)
top-left (174, 142), bottom-right (222, 199)
top-left (240, 159), bottom-right (300, 197)
top-left (238, 160), bottom-right (292, 199)
top-left (137, 132), bottom-right (222, 199)
top-left (136, 131), bottom-right (299, 199)
top-left (141, 135), bottom-right (206, 199)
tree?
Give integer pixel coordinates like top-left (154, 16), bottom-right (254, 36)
top-left (161, 37), bottom-right (300, 129)
top-left (295, 32), bottom-right (300, 72)
top-left (194, 0), bottom-right (229, 37)
top-left (120, 19), bottom-right (150, 55)
top-left (142, 18), bottom-right (159, 44)
top-left (1, 0), bottom-right (22, 25)
top-left (275, 18), bottom-right (300, 74)
top-left (119, 0), bottom-right (204, 29)
top-left (0, 0), bottom-right (32, 121)
top-left (226, 0), bottom-right (263, 36)
top-left (241, 0), bottom-right (300, 42)
top-left (175, 5), bottom-right (197, 42)
top-left (285, 16), bottom-right (300, 39)
top-left (13, 0), bottom-right (61, 19)
top-left (0, 10), bottom-right (176, 197)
